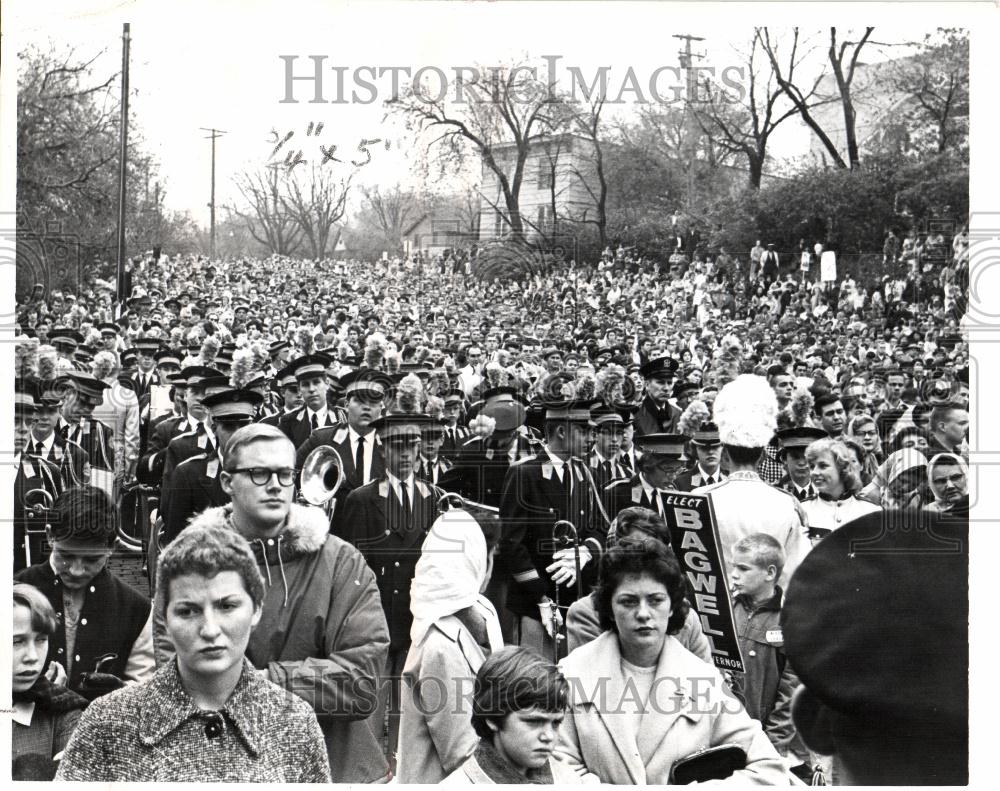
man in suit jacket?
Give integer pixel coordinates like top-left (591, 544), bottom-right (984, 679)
top-left (774, 426), bottom-right (827, 501)
top-left (499, 401), bottom-right (607, 660)
top-left (673, 421), bottom-right (727, 492)
top-left (259, 365), bottom-right (302, 427)
top-left (159, 389), bottom-right (262, 545)
top-left (28, 392), bottom-right (88, 489)
top-left (279, 354), bottom-right (340, 448)
top-left (160, 373), bottom-right (232, 485)
top-left (438, 387), bottom-right (534, 643)
top-left (604, 434), bottom-right (689, 526)
top-left (438, 387), bottom-right (470, 460)
top-left (587, 405), bottom-right (632, 518)
top-left (14, 386), bottom-right (64, 570)
top-left (417, 419), bottom-right (452, 485)
top-left (634, 357), bottom-right (681, 435)
top-left (55, 372), bottom-right (115, 497)
top-left (129, 336), bottom-right (162, 402)
top-left (298, 369), bottom-right (390, 519)
top-left (338, 412), bottom-right (443, 770)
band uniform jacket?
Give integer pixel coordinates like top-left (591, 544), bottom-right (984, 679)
top-left (438, 435), bottom-right (537, 508)
top-left (57, 417), bottom-right (114, 477)
top-left (128, 369), bottom-right (161, 402)
top-left (634, 395), bottom-right (681, 435)
top-left (34, 432), bottom-right (89, 489)
top-left (278, 406), bottom-right (339, 449)
top-left (14, 453), bottom-right (64, 571)
top-left (337, 477), bottom-right (443, 651)
top-left (440, 424), bottom-right (472, 461)
top-left (776, 474), bottom-right (817, 502)
top-left (498, 452), bottom-right (606, 620)
top-left (259, 408), bottom-right (294, 428)
top-left (159, 452), bottom-right (229, 545)
top-left (418, 455), bottom-right (452, 486)
top-left (672, 465), bottom-right (727, 493)
top-left (137, 415), bottom-right (192, 486)
top-left (295, 424), bottom-right (386, 508)
top-left (603, 474), bottom-right (683, 528)
top-left (161, 425), bottom-right (217, 487)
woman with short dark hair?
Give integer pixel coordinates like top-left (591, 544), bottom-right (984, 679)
top-left (55, 525), bottom-right (331, 782)
top-left (555, 542), bottom-right (789, 784)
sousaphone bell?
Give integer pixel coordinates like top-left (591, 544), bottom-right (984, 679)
top-left (299, 446), bottom-right (345, 516)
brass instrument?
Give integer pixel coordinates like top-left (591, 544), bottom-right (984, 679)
top-left (299, 446), bottom-right (345, 517)
top-left (22, 488), bottom-right (55, 568)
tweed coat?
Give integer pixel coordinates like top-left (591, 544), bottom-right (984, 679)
top-left (55, 659), bottom-right (331, 782)
top-left (178, 503), bottom-right (391, 784)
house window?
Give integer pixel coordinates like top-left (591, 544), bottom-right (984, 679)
top-left (494, 210), bottom-right (503, 236)
top-left (538, 168), bottom-right (554, 191)
top-left (536, 205), bottom-right (546, 229)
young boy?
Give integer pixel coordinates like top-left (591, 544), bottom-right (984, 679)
top-left (441, 646), bottom-right (591, 785)
top-left (15, 485), bottom-right (155, 700)
top-left (729, 534), bottom-right (810, 778)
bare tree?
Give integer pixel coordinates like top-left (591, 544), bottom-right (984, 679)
top-left (827, 27), bottom-right (875, 168)
top-left (360, 184), bottom-right (420, 252)
top-left (757, 28), bottom-right (849, 169)
top-left (692, 36), bottom-right (820, 188)
top-left (889, 28), bottom-right (968, 154)
top-left (563, 96), bottom-right (609, 249)
top-left (387, 63), bottom-right (562, 239)
top-left (281, 164), bottom-right (352, 259)
top-left (229, 168), bottom-right (303, 255)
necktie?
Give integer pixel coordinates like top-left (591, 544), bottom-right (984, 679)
top-left (27, 441), bottom-right (39, 457)
top-left (355, 436), bottom-right (365, 482)
top-left (654, 490), bottom-right (665, 518)
top-left (400, 480), bottom-right (411, 530)
top-left (310, 412), bottom-right (319, 430)
top-left (704, 475), bottom-right (714, 486)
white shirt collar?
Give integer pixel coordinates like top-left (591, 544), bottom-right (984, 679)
top-left (307, 406), bottom-right (328, 424)
top-left (12, 701), bottom-right (34, 726)
top-left (386, 470), bottom-right (416, 494)
top-left (348, 425), bottom-right (373, 444)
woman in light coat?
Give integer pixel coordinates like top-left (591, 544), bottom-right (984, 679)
top-left (395, 507), bottom-right (504, 784)
top-left (801, 438), bottom-right (882, 545)
top-left (555, 540), bottom-right (790, 785)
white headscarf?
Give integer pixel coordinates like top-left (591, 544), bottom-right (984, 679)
top-left (409, 509), bottom-right (504, 650)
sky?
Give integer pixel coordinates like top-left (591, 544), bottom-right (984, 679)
top-left (6, 0), bottom-right (961, 227)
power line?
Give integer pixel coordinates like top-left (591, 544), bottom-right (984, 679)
top-left (200, 128), bottom-right (227, 257)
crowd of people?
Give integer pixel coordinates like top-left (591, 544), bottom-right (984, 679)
top-left (10, 235), bottom-right (970, 784)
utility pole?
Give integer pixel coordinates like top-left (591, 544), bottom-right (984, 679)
top-left (115, 23), bottom-right (131, 311)
top-left (673, 33), bottom-right (705, 217)
top-left (200, 128), bottom-right (227, 258)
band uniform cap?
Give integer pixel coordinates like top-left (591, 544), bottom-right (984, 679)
top-left (65, 371), bottom-right (110, 400)
top-left (268, 340), bottom-right (290, 356)
top-left (640, 356), bottom-right (679, 379)
top-left (544, 399), bottom-right (599, 423)
top-left (673, 380), bottom-right (700, 399)
top-left (97, 322), bottom-right (119, 335)
top-left (591, 403), bottom-right (624, 427)
top-left (243, 373), bottom-right (268, 390)
top-left (275, 364), bottom-right (298, 389)
top-left (775, 426), bottom-right (827, 452)
top-left (155, 349), bottom-right (182, 367)
top-left (290, 353), bottom-right (332, 381)
top-left (50, 327), bottom-right (83, 348)
top-left (443, 386), bottom-right (466, 405)
top-left (178, 366), bottom-right (224, 386)
top-left (340, 368), bottom-right (391, 400)
top-left (370, 412), bottom-right (435, 433)
top-left (481, 386), bottom-right (527, 431)
top-left (15, 386), bottom-right (38, 413)
top-left (634, 432), bottom-right (688, 458)
top-left (202, 388), bottom-right (264, 421)
top-left (134, 336), bottom-right (161, 352)
top-left (691, 422), bottom-right (721, 445)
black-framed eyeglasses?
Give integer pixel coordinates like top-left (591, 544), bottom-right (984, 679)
top-left (227, 467), bottom-right (296, 486)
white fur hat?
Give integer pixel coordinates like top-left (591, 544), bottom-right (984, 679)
top-left (714, 374), bottom-right (778, 448)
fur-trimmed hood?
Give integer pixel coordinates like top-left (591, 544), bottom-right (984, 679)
top-left (187, 502), bottom-right (329, 564)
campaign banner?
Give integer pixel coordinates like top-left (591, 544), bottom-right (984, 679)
top-left (660, 492), bottom-right (746, 673)
top-left (148, 384), bottom-right (174, 422)
top-left (820, 250), bottom-right (838, 282)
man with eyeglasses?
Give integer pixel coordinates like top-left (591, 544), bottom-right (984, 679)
top-left (16, 485), bottom-right (155, 700)
top-left (338, 411), bottom-right (445, 771)
top-left (54, 372), bottom-right (115, 497)
top-left (180, 423), bottom-right (391, 783)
